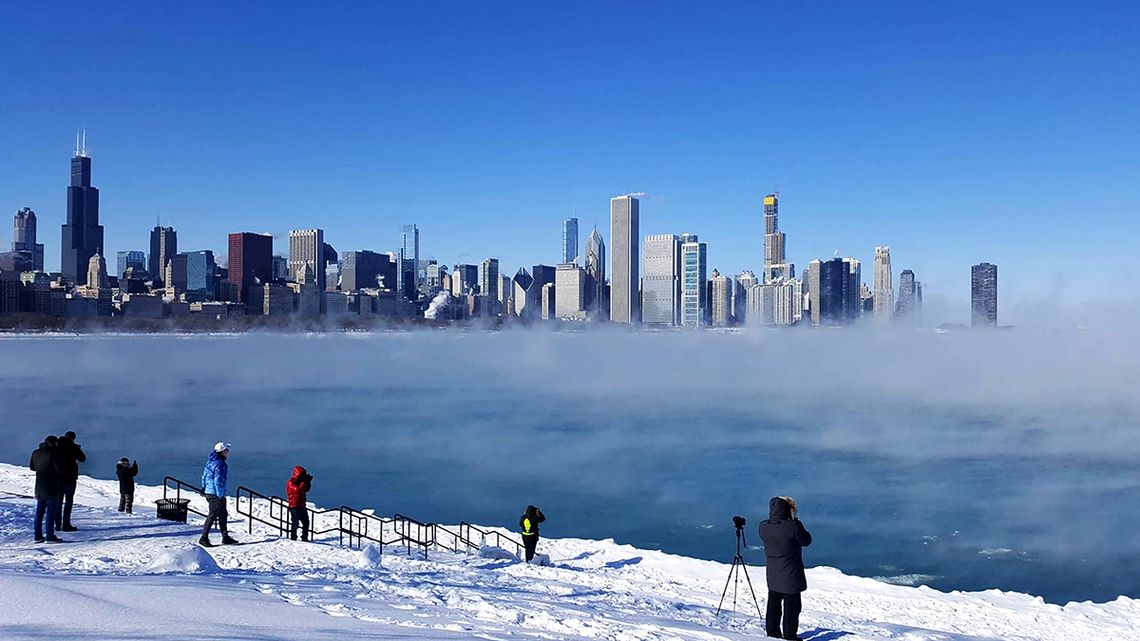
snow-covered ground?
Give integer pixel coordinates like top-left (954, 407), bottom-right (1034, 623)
top-left (1, 463), bottom-right (1136, 641)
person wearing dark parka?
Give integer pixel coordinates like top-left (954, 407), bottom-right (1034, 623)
top-left (519, 504), bottom-right (546, 562)
top-left (116, 458), bottom-right (139, 513)
top-left (54, 430), bottom-right (86, 531)
top-left (30, 435), bottom-right (65, 543)
top-left (759, 496), bottom-right (812, 641)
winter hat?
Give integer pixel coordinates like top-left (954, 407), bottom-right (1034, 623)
top-left (119, 457), bottom-right (129, 464)
top-left (214, 441), bottom-right (232, 453)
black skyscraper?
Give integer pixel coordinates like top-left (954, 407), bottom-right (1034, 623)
top-left (971, 262), bottom-right (998, 327)
top-left (150, 226), bottom-right (178, 285)
top-left (60, 131), bottom-right (104, 283)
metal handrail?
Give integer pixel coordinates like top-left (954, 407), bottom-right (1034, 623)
top-left (165, 476), bottom-right (519, 562)
top-left (161, 475), bottom-right (209, 517)
top-left (459, 521), bottom-right (524, 558)
top-left (235, 486), bottom-right (291, 537)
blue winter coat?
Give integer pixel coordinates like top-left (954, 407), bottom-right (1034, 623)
top-left (201, 451), bottom-right (228, 497)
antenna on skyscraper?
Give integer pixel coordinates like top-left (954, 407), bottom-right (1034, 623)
top-left (75, 129), bottom-right (81, 157)
top-left (81, 128), bottom-right (87, 157)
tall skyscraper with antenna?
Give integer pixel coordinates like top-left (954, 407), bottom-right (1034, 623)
top-left (60, 129), bottom-right (104, 283)
top-left (762, 193), bottom-right (792, 283)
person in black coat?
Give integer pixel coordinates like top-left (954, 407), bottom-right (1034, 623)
top-left (519, 504), bottom-right (546, 562)
top-left (116, 458), bottom-right (139, 514)
top-left (759, 496), bottom-right (812, 640)
top-left (55, 430), bottom-right (86, 531)
top-left (29, 435), bottom-right (64, 543)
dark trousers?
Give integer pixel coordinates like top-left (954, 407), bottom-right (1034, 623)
top-left (201, 494), bottom-right (228, 537)
top-left (765, 591), bottom-right (802, 639)
top-left (119, 493), bottom-right (134, 513)
top-left (289, 507), bottom-right (310, 541)
top-left (35, 497), bottom-right (59, 539)
top-left (55, 478), bottom-right (77, 528)
top-left (522, 534), bottom-right (538, 562)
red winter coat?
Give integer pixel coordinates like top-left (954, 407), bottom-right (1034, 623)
top-left (286, 466), bottom-right (311, 508)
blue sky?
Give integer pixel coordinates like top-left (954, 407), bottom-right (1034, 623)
top-left (2, 2), bottom-right (1138, 321)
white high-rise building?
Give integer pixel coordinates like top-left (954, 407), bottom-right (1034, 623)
top-left (642, 234), bottom-right (680, 325)
top-left (710, 270), bottom-right (733, 326)
top-left (289, 229), bottom-right (325, 292)
top-left (873, 246), bottom-right (893, 321)
top-left (554, 263), bottom-right (585, 320)
top-left (609, 195), bottom-right (640, 323)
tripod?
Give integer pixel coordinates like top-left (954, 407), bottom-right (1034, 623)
top-left (715, 524), bottom-right (762, 618)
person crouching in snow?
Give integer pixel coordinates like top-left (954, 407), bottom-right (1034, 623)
top-left (519, 504), bottom-right (545, 562)
top-left (286, 466), bottom-right (313, 542)
top-left (116, 458), bottom-right (138, 513)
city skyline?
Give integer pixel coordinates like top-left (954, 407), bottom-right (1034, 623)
top-left (3, 4), bottom-right (1136, 323)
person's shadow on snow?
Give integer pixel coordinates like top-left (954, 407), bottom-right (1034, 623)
top-left (801, 629), bottom-right (852, 641)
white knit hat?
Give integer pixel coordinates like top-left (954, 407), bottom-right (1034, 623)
top-left (214, 441), bottom-right (232, 453)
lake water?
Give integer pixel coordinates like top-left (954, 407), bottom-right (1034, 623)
top-left (2, 329), bottom-right (1138, 604)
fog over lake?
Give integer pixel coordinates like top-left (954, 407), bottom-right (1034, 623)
top-left (2, 328), bottom-right (1137, 604)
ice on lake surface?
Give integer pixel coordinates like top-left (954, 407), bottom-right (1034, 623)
top-left (2, 328), bottom-right (1138, 603)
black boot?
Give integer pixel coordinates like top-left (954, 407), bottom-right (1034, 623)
top-left (221, 534), bottom-right (238, 545)
top-left (198, 536), bottom-right (214, 547)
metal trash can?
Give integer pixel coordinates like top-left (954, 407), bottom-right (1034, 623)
top-left (155, 498), bottom-right (191, 523)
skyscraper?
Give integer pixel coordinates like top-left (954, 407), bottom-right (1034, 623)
top-left (342, 250), bottom-right (394, 291)
top-left (61, 131), bottom-right (104, 283)
top-left (711, 270), bottom-right (733, 326)
top-left (228, 232), bottom-right (273, 304)
top-left (609, 195), bottom-right (640, 323)
top-left (272, 255), bottom-right (289, 281)
top-left (289, 229), bottom-right (326, 292)
top-left (642, 234), bottom-right (680, 326)
top-left (554, 263), bottom-right (586, 320)
top-left (149, 226), bottom-right (178, 285)
top-left (478, 258), bottom-right (499, 314)
top-left (426, 262), bottom-right (448, 293)
top-left (511, 267), bottom-right (534, 318)
top-left (971, 262), bottom-right (998, 327)
top-left (762, 193), bottom-right (792, 283)
top-left (12, 207), bottom-right (44, 271)
top-left (734, 270), bottom-right (759, 324)
top-left (169, 250), bottom-right (216, 301)
top-left (452, 263), bottom-right (479, 297)
top-left (873, 246), bottom-right (893, 321)
top-left (680, 233), bottom-right (707, 327)
top-left (116, 250), bottom-right (146, 279)
top-left (896, 269), bottom-right (922, 324)
top-left (562, 218), bottom-right (579, 264)
top-left (815, 257), bottom-right (861, 326)
top-left (584, 227), bottom-right (606, 317)
top-left (397, 224), bottom-right (419, 300)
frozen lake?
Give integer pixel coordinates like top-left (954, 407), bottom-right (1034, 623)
top-left (2, 329), bottom-right (1138, 603)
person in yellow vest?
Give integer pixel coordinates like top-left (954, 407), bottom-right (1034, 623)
top-left (518, 504), bottom-right (546, 562)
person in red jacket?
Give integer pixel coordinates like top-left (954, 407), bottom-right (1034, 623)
top-left (286, 466), bottom-right (313, 542)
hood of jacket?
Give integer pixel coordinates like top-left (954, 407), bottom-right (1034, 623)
top-left (292, 466), bottom-right (307, 479)
top-left (769, 496), bottom-right (792, 521)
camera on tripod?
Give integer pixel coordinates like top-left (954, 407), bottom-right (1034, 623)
top-left (717, 514), bottom-right (761, 618)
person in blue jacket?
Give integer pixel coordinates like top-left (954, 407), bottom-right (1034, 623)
top-left (199, 441), bottom-right (237, 547)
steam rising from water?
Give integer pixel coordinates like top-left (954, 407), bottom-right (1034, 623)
top-left (1, 326), bottom-right (1137, 603)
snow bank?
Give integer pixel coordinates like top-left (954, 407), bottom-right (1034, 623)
top-left (478, 545), bottom-right (518, 561)
top-left (144, 545), bottom-right (220, 574)
top-left (355, 543), bottom-right (383, 569)
top-left (1, 462), bottom-right (1139, 641)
